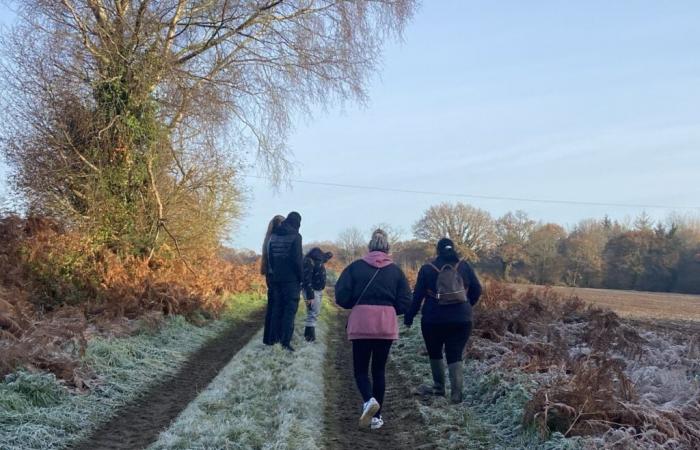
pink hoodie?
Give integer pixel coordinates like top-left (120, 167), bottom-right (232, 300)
top-left (346, 251), bottom-right (400, 341)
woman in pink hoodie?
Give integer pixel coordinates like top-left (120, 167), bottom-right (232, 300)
top-left (335, 229), bottom-right (412, 430)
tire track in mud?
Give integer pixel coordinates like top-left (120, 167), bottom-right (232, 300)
top-left (71, 309), bottom-right (265, 450)
top-left (323, 309), bottom-right (437, 450)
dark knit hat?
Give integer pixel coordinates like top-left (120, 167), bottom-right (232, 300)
top-left (437, 238), bottom-right (455, 253)
top-left (286, 211), bottom-right (302, 229)
top-left (437, 238), bottom-right (459, 260)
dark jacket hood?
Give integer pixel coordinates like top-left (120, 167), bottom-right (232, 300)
top-left (362, 251), bottom-right (394, 268)
top-left (275, 220), bottom-right (299, 236)
top-left (306, 247), bottom-right (333, 262)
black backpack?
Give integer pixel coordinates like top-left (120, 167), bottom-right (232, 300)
top-left (428, 261), bottom-right (468, 305)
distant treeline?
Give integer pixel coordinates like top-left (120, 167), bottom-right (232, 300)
top-left (297, 203), bottom-right (700, 295)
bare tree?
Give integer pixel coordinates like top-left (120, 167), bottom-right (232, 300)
top-left (336, 227), bottom-right (366, 263)
top-left (561, 219), bottom-right (609, 287)
top-left (0, 0), bottom-right (417, 256)
top-left (371, 222), bottom-right (404, 248)
top-left (494, 210), bottom-right (535, 281)
top-left (526, 223), bottom-right (566, 285)
top-left (413, 202), bottom-right (496, 261)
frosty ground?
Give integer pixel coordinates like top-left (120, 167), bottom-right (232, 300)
top-left (1, 286), bottom-right (699, 450)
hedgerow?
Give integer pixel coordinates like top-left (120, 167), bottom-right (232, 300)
top-left (0, 214), bottom-right (265, 382)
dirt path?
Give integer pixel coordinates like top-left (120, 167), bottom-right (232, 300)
top-left (323, 310), bottom-right (436, 450)
top-left (71, 309), bottom-right (264, 450)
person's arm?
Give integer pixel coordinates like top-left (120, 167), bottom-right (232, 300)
top-left (261, 238), bottom-right (270, 276)
top-left (293, 234), bottom-right (304, 282)
top-left (334, 264), bottom-right (355, 309)
top-left (318, 262), bottom-right (327, 289)
top-left (302, 258), bottom-right (314, 300)
top-left (394, 268), bottom-right (412, 316)
top-left (463, 263), bottom-right (482, 306)
top-left (405, 266), bottom-right (428, 326)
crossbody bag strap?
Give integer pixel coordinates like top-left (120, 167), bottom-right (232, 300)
top-left (354, 268), bottom-right (381, 307)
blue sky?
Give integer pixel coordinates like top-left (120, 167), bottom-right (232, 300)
top-left (2, 1), bottom-right (699, 249)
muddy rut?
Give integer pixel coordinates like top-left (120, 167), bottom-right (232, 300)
top-left (323, 310), bottom-right (436, 450)
top-left (71, 309), bottom-right (264, 450)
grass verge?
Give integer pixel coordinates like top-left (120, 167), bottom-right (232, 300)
top-left (0, 294), bottom-right (264, 450)
top-left (150, 299), bottom-right (331, 450)
top-left (392, 324), bottom-right (584, 450)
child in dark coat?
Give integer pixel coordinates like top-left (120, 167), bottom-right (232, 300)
top-left (301, 247), bottom-right (333, 342)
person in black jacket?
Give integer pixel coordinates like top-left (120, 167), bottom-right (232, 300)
top-left (302, 247), bottom-right (333, 342)
top-left (261, 214), bottom-right (285, 345)
top-left (267, 211), bottom-right (304, 352)
top-left (335, 229), bottom-right (412, 430)
top-left (404, 238), bottom-right (482, 403)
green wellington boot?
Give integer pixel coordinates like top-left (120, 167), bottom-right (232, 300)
top-left (415, 359), bottom-right (446, 396)
top-left (448, 361), bottom-right (464, 403)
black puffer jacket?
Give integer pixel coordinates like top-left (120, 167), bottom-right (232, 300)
top-left (335, 255), bottom-right (411, 315)
top-left (302, 248), bottom-right (332, 300)
top-left (405, 257), bottom-right (482, 325)
top-left (267, 220), bottom-right (303, 283)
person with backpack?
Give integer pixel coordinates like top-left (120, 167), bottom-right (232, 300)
top-left (404, 238), bottom-right (482, 403)
top-left (267, 211), bottom-right (304, 352)
top-left (302, 247), bottom-right (333, 342)
top-left (335, 229), bottom-right (412, 430)
top-left (261, 215), bottom-right (286, 345)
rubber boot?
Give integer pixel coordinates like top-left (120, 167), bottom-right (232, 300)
top-left (448, 361), bottom-right (464, 404)
top-left (304, 326), bottom-right (315, 342)
top-left (416, 359), bottom-right (446, 396)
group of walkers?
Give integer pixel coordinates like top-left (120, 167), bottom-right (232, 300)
top-left (261, 212), bottom-right (482, 431)
top-left (261, 212), bottom-right (332, 350)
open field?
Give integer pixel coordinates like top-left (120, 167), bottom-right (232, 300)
top-left (511, 284), bottom-right (700, 322)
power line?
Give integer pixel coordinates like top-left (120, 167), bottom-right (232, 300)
top-left (245, 175), bottom-right (700, 211)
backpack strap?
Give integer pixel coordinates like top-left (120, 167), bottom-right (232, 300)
top-left (429, 260), bottom-right (462, 272)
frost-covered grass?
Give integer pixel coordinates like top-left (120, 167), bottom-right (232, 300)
top-left (0, 294), bottom-right (264, 450)
top-left (392, 324), bottom-right (584, 450)
top-left (150, 303), bottom-right (331, 450)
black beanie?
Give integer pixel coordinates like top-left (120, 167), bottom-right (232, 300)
top-left (286, 211), bottom-right (302, 229)
top-left (437, 238), bottom-right (459, 260)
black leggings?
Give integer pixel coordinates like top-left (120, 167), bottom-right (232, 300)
top-left (352, 339), bottom-right (392, 416)
top-left (421, 322), bottom-right (472, 364)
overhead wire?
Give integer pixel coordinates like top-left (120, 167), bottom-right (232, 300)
top-left (244, 175), bottom-right (700, 211)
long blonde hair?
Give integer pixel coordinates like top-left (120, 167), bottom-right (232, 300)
top-left (261, 215), bottom-right (285, 275)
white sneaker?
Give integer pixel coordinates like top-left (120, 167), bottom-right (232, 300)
top-left (359, 398), bottom-right (380, 428)
top-left (370, 415), bottom-right (384, 430)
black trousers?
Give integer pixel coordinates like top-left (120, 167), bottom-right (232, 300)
top-left (352, 339), bottom-right (393, 416)
top-left (269, 281), bottom-right (300, 347)
top-left (263, 276), bottom-right (277, 345)
top-left (421, 322), bottom-right (473, 364)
